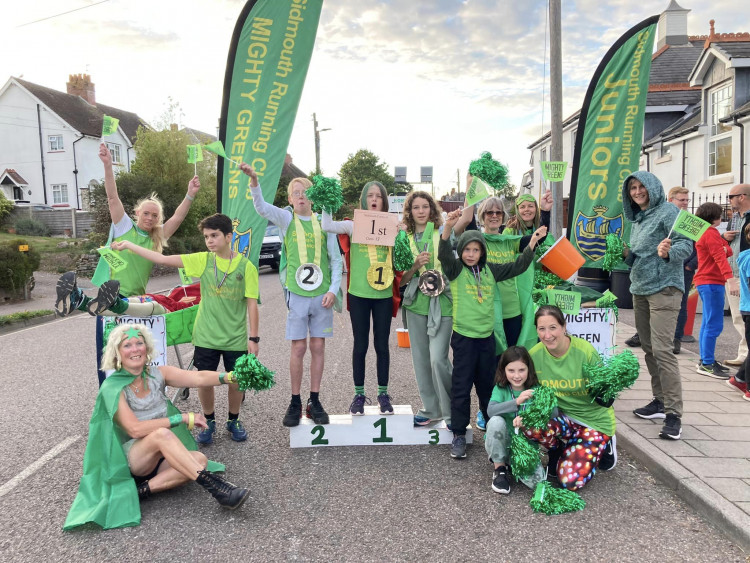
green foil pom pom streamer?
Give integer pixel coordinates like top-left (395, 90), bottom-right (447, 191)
top-left (602, 234), bottom-right (624, 272)
top-left (530, 482), bottom-right (586, 515)
top-left (232, 353), bottom-right (276, 393)
top-left (306, 175), bottom-right (344, 214)
top-left (468, 152), bottom-right (509, 191)
top-left (510, 430), bottom-right (540, 479)
top-left (520, 385), bottom-right (557, 430)
top-left (584, 350), bottom-right (640, 404)
top-left (394, 230), bottom-right (414, 271)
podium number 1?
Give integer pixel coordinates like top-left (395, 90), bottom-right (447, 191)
top-left (372, 418), bottom-right (393, 443)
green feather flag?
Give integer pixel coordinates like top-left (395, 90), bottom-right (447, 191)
top-left (530, 482), bottom-right (586, 515)
top-left (306, 175), bottom-right (344, 214)
top-left (231, 354), bottom-right (275, 393)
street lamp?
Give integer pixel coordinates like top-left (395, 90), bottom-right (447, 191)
top-left (313, 113), bottom-right (331, 175)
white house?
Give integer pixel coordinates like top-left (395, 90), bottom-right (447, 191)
top-left (526, 1), bottom-right (750, 213)
top-left (0, 74), bottom-right (148, 209)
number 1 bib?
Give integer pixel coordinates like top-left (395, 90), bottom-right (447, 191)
top-left (366, 246), bottom-right (394, 290)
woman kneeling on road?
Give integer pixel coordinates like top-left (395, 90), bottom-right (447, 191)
top-left (64, 323), bottom-right (249, 530)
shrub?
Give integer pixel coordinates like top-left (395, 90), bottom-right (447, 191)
top-left (0, 192), bottom-right (13, 226)
top-left (0, 238), bottom-right (41, 296)
top-left (14, 217), bottom-right (50, 237)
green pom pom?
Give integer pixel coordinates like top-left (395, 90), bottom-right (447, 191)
top-left (595, 290), bottom-right (619, 320)
top-left (232, 353), bottom-right (276, 393)
top-left (394, 230), bottom-right (414, 271)
top-left (520, 385), bottom-right (558, 430)
top-left (306, 175), bottom-right (344, 214)
top-left (602, 234), bottom-right (624, 272)
top-left (584, 350), bottom-right (640, 404)
top-left (530, 482), bottom-right (586, 515)
top-left (510, 431), bottom-right (540, 479)
top-left (468, 152), bottom-right (509, 191)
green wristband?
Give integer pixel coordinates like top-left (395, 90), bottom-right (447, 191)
top-left (168, 414), bottom-right (183, 428)
top-left (219, 372), bottom-right (226, 385)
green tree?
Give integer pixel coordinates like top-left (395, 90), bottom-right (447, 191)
top-left (91, 125), bottom-right (217, 253)
top-left (0, 191), bottom-right (14, 226)
top-left (338, 149), bottom-right (398, 205)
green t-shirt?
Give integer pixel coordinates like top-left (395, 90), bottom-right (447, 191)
top-left (489, 384), bottom-right (520, 430)
top-left (112, 223), bottom-right (154, 297)
top-left (349, 243), bottom-right (393, 299)
top-left (181, 252), bottom-right (259, 351)
top-left (451, 264), bottom-right (495, 338)
top-left (283, 214), bottom-right (331, 297)
top-left (529, 336), bottom-right (616, 436)
top-left (402, 230), bottom-right (452, 317)
top-left (484, 234), bottom-right (522, 318)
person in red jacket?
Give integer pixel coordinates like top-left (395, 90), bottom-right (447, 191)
top-left (694, 202), bottom-right (738, 377)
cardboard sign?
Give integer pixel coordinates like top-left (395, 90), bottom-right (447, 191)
top-left (97, 247), bottom-right (128, 272)
top-left (465, 177), bottom-right (491, 207)
top-left (352, 209), bottom-right (398, 246)
top-left (671, 209), bottom-right (710, 242)
top-left (546, 289), bottom-right (581, 315)
top-left (565, 307), bottom-right (616, 357)
top-left (178, 268), bottom-right (192, 286)
top-left (541, 161), bottom-right (568, 182)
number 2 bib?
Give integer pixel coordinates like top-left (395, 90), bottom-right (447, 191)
top-left (293, 215), bottom-right (324, 292)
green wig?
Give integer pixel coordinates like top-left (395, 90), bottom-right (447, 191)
top-left (360, 181), bottom-right (389, 212)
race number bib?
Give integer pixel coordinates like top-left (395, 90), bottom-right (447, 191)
top-left (367, 262), bottom-right (394, 290)
top-left (296, 263), bottom-right (323, 291)
top-left (418, 269), bottom-right (445, 297)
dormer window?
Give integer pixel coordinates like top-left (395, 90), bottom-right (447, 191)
top-left (708, 82), bottom-right (732, 176)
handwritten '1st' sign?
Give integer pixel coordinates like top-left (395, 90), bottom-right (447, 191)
top-left (352, 209), bottom-right (399, 246)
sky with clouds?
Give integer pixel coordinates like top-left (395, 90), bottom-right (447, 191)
top-left (3, 0), bottom-right (749, 197)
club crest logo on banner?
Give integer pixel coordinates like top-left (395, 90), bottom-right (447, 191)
top-left (574, 206), bottom-right (623, 262)
top-left (231, 218), bottom-right (252, 259)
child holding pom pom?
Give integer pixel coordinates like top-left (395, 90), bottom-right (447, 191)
top-left (321, 181), bottom-right (401, 415)
top-left (485, 346), bottom-right (546, 494)
top-left (526, 305), bottom-right (616, 489)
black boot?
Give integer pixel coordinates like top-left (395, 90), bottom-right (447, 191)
top-left (137, 480), bottom-right (151, 500)
top-left (195, 470), bottom-right (250, 510)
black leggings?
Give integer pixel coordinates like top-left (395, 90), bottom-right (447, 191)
top-left (502, 314), bottom-right (523, 348)
top-left (735, 314), bottom-right (750, 383)
top-left (349, 293), bottom-right (393, 387)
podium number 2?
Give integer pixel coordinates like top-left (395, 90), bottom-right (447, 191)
top-left (372, 418), bottom-right (393, 443)
top-left (311, 425), bottom-right (328, 445)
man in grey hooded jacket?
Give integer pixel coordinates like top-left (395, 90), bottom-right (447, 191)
top-left (623, 171), bottom-right (692, 440)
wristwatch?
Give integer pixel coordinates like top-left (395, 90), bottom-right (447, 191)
top-left (248, 336), bottom-right (260, 343)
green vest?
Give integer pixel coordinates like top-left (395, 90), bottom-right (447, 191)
top-left (451, 264), bottom-right (495, 338)
top-left (349, 243), bottom-right (393, 299)
top-left (402, 231), bottom-right (451, 316)
top-left (283, 214), bottom-right (331, 297)
top-left (192, 254), bottom-right (250, 351)
top-left (109, 225), bottom-right (154, 297)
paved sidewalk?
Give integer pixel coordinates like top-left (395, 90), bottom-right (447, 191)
top-left (614, 320), bottom-right (750, 552)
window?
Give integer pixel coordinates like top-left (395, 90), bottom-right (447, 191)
top-left (48, 135), bottom-right (64, 151)
top-left (708, 83), bottom-right (733, 176)
top-left (541, 147), bottom-right (547, 163)
top-left (660, 143), bottom-right (671, 157)
top-left (107, 142), bottom-right (122, 164)
top-left (52, 184), bottom-right (68, 204)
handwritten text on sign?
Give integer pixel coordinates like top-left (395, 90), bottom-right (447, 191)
top-left (352, 209), bottom-right (398, 246)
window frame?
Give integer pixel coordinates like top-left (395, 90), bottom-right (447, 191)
top-left (48, 134), bottom-right (64, 152)
top-left (708, 82), bottom-right (733, 177)
top-left (51, 183), bottom-right (69, 204)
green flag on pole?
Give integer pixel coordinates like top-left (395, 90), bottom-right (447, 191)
top-left (101, 115), bottom-right (120, 137)
top-left (187, 145), bottom-right (204, 164)
top-left (204, 141), bottom-right (228, 158)
top-left (541, 161), bottom-right (568, 182)
top-left (670, 209), bottom-right (710, 242)
top-left (465, 177), bottom-right (491, 207)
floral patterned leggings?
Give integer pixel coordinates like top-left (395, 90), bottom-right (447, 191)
top-left (523, 414), bottom-right (610, 491)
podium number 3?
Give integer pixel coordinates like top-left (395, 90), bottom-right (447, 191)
top-left (311, 425), bottom-right (328, 445)
top-left (428, 430), bottom-right (439, 445)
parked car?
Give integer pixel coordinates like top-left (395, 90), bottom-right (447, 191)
top-left (259, 224), bottom-right (281, 270)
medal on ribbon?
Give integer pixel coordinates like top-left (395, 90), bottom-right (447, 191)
top-left (294, 214), bottom-right (324, 292)
top-left (366, 246), bottom-right (394, 290)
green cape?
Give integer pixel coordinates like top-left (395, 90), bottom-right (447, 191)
top-left (64, 369), bottom-right (224, 531)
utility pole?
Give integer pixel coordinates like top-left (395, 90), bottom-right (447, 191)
top-left (313, 113), bottom-right (331, 175)
top-left (549, 0), bottom-right (564, 237)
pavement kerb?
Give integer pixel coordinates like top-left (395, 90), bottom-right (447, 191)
top-left (615, 322), bottom-right (750, 553)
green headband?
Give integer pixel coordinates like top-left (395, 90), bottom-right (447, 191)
top-left (516, 194), bottom-right (537, 206)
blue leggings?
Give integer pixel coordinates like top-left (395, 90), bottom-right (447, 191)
top-left (697, 284), bottom-right (725, 365)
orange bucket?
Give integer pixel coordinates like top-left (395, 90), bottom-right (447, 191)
top-left (537, 236), bottom-right (586, 281)
top-left (396, 328), bottom-right (410, 348)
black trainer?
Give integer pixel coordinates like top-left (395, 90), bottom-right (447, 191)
top-left (633, 398), bottom-right (666, 419)
top-left (546, 447), bottom-right (561, 479)
top-left (87, 279), bottom-right (121, 316)
top-left (598, 435), bottom-right (617, 471)
top-left (659, 413), bottom-right (682, 440)
top-left (55, 271), bottom-right (78, 316)
top-left (673, 338), bottom-right (681, 354)
top-left (625, 333), bottom-right (641, 347)
top-left (282, 402), bottom-right (302, 427)
top-left (306, 399), bottom-right (330, 424)
top-left (491, 466), bottom-right (511, 494)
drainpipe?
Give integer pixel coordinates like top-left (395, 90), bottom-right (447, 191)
top-left (37, 104), bottom-right (48, 204)
top-left (734, 116), bottom-right (745, 184)
top-left (126, 146), bottom-right (132, 172)
top-left (72, 134), bottom-right (85, 210)
top-left (682, 140), bottom-right (687, 187)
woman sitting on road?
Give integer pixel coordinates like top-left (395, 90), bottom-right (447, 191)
top-left (64, 323), bottom-right (249, 531)
top-left (524, 305), bottom-right (617, 490)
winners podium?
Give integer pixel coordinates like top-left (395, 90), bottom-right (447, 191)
top-left (289, 404), bottom-right (474, 448)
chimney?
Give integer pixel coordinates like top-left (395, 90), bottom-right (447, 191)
top-left (67, 74), bottom-right (96, 105)
top-left (657, 0), bottom-right (691, 49)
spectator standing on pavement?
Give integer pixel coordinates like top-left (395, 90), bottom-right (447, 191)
top-left (624, 171), bottom-right (692, 440)
top-left (722, 184), bottom-right (750, 366)
top-left (241, 164), bottom-right (342, 428)
top-left (728, 224), bottom-right (750, 401)
top-left (693, 203), bottom-right (735, 378)
top-left (624, 186), bottom-right (697, 354)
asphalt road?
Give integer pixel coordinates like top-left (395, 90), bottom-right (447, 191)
top-left (0, 269), bottom-right (746, 562)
